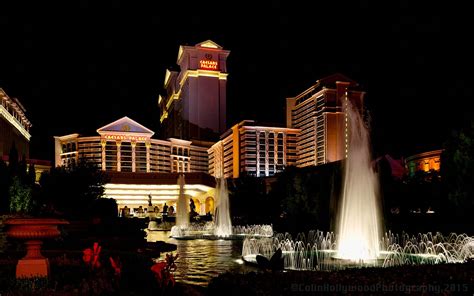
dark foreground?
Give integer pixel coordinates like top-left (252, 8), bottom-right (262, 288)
top-left (1, 259), bottom-right (473, 295)
top-left (208, 260), bottom-right (474, 296)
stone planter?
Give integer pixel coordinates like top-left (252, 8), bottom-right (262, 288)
top-left (5, 218), bottom-right (69, 278)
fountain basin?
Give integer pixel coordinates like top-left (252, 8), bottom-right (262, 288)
top-left (241, 231), bottom-right (474, 271)
top-left (242, 250), bottom-right (449, 271)
top-left (169, 223), bottom-right (273, 240)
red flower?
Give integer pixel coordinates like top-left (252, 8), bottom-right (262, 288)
top-left (83, 248), bottom-right (93, 264)
top-left (151, 261), bottom-right (167, 281)
top-left (82, 242), bottom-right (101, 269)
top-left (109, 256), bottom-right (122, 277)
top-left (151, 253), bottom-right (179, 287)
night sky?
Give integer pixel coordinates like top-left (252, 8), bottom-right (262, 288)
top-left (1, 1), bottom-right (473, 161)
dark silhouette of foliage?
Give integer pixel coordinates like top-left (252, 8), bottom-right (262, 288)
top-left (256, 248), bottom-right (284, 272)
top-left (38, 161), bottom-right (109, 218)
top-left (0, 145), bottom-right (38, 214)
top-left (0, 160), bottom-right (10, 212)
top-left (91, 198), bottom-right (118, 221)
top-left (441, 121), bottom-right (474, 222)
top-left (269, 163), bottom-right (342, 233)
top-left (9, 176), bottom-right (34, 214)
top-left (229, 173), bottom-right (271, 225)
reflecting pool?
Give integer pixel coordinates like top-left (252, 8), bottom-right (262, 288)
top-left (147, 231), bottom-right (257, 286)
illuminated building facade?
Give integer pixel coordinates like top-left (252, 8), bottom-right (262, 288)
top-left (55, 116), bottom-right (209, 173)
top-left (159, 40), bottom-right (230, 141)
top-left (54, 117), bottom-right (215, 212)
top-left (286, 73), bottom-right (365, 167)
top-left (208, 120), bottom-right (300, 178)
top-left (1, 89), bottom-right (51, 183)
top-left (0, 88), bottom-right (31, 159)
top-left (405, 149), bottom-right (442, 177)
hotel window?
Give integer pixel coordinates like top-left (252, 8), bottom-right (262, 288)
top-left (268, 132), bottom-right (274, 141)
top-left (277, 152), bottom-right (284, 162)
top-left (105, 141), bottom-right (117, 171)
top-left (172, 159), bottom-right (178, 172)
top-left (259, 132), bottom-right (266, 143)
top-left (120, 142), bottom-right (132, 172)
top-left (136, 142), bottom-right (147, 172)
top-left (277, 133), bottom-right (283, 145)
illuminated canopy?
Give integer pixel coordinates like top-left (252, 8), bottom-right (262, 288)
top-left (104, 172), bottom-right (216, 205)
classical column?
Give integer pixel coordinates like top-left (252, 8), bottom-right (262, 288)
top-left (101, 139), bottom-right (106, 171)
top-left (131, 141), bottom-right (136, 172)
top-left (116, 141), bottom-right (121, 172)
top-left (264, 131), bottom-right (269, 176)
top-left (274, 133), bottom-right (278, 170)
top-left (145, 141), bottom-right (151, 173)
top-left (256, 132), bottom-right (260, 177)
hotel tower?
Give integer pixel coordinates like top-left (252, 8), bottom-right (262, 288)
top-left (159, 40), bottom-right (230, 142)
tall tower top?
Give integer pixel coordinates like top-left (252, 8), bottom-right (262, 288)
top-left (176, 40), bottom-right (230, 73)
top-left (159, 40), bottom-right (230, 141)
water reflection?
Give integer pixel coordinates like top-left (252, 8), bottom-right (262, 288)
top-left (147, 231), bottom-right (257, 286)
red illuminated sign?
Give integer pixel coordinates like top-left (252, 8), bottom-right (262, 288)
top-left (199, 60), bottom-right (218, 70)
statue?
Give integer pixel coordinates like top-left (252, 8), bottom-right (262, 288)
top-left (147, 194), bottom-right (155, 215)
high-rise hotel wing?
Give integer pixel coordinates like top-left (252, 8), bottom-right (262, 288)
top-left (208, 120), bottom-right (300, 178)
top-left (286, 73), bottom-right (365, 167)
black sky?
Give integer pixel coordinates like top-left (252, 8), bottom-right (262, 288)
top-left (1, 1), bottom-right (473, 161)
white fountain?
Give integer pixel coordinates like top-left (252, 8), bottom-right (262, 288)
top-left (214, 177), bottom-right (233, 237)
top-left (170, 175), bottom-right (272, 239)
top-left (336, 99), bottom-right (382, 262)
top-left (176, 174), bottom-right (188, 228)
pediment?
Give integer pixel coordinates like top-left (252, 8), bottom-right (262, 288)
top-left (196, 40), bottom-right (222, 49)
top-left (97, 116), bottom-right (155, 136)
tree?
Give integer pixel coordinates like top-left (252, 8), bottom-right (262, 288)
top-left (0, 160), bottom-right (10, 212)
top-left (269, 163), bottom-right (342, 233)
top-left (0, 146), bottom-right (33, 213)
top-left (441, 121), bottom-right (474, 221)
top-left (38, 161), bottom-right (109, 218)
top-left (228, 174), bottom-right (269, 225)
top-left (9, 176), bottom-right (34, 214)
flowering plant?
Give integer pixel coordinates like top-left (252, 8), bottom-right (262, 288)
top-left (151, 253), bottom-right (179, 288)
top-left (82, 242), bottom-right (102, 269)
top-left (109, 256), bottom-right (122, 278)
top-left (80, 242), bottom-right (119, 294)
